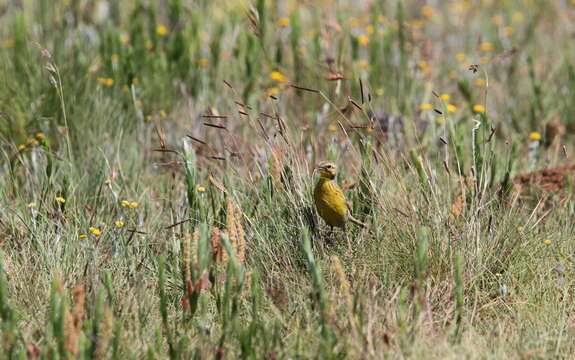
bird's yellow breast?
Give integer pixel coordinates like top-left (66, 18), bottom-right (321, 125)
top-left (314, 178), bottom-right (348, 228)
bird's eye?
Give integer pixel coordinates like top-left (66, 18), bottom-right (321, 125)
top-left (326, 165), bottom-right (332, 169)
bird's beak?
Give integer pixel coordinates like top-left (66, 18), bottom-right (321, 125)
top-left (315, 165), bottom-right (326, 171)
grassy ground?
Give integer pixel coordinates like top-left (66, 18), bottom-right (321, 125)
top-left (1, 0), bottom-right (575, 358)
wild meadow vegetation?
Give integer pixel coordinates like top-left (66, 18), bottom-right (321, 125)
top-left (1, 0), bottom-right (575, 358)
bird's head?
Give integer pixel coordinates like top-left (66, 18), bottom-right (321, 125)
top-left (315, 160), bottom-right (337, 179)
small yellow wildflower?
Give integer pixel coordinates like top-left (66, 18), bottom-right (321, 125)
top-left (436, 117), bottom-right (445, 125)
top-left (277, 17), bottom-right (290, 27)
top-left (473, 105), bottom-right (485, 113)
top-left (156, 25), bottom-right (169, 36)
top-left (357, 35), bottom-right (369, 47)
top-left (134, 100), bottom-right (143, 108)
top-left (129, 201), bottom-right (139, 209)
top-left (28, 139), bottom-right (40, 146)
top-left (3, 39), bottom-right (14, 48)
top-left (512, 12), bottom-right (524, 23)
top-left (119, 34), bottom-right (130, 45)
top-left (421, 6), bottom-right (434, 18)
top-left (115, 221), bottom-right (124, 228)
top-left (348, 17), bottom-right (360, 27)
top-left (491, 15), bottom-right (503, 26)
top-left (105, 78), bottom-right (114, 86)
top-left (357, 60), bottom-right (369, 69)
top-left (79, 234), bottom-right (88, 239)
top-left (55, 197), bottom-right (66, 204)
top-left (28, 202), bottom-right (37, 208)
top-left (517, 226), bottom-right (524, 232)
top-left (480, 42), bottom-right (493, 52)
top-left (145, 115), bottom-right (153, 121)
top-left (419, 103), bottom-right (433, 111)
top-left (91, 228), bottom-right (101, 236)
top-left (111, 54), bottom-right (120, 63)
top-left (198, 58), bottom-right (209, 67)
top-left (504, 26), bottom-right (515, 36)
top-left (455, 53), bottom-right (465, 62)
top-left (197, 186), bottom-right (206, 192)
top-left (18, 144), bottom-right (27, 151)
top-left (96, 77), bottom-right (107, 85)
top-left (159, 110), bottom-right (167, 118)
top-left (447, 104), bottom-right (457, 113)
top-left (270, 71), bottom-right (286, 82)
top-left (378, 15), bottom-right (386, 24)
top-left (35, 132), bottom-right (45, 140)
top-left (104, 179), bottom-right (111, 184)
top-left (328, 124), bottom-right (338, 132)
top-left (440, 94), bottom-right (450, 101)
top-left (365, 25), bottom-right (375, 35)
top-left (121, 200), bottom-right (130, 207)
top-left (529, 132), bottom-right (541, 141)
top-left (474, 78), bottom-right (486, 87)
top-left (264, 87), bottom-right (280, 98)
top-left (543, 239), bottom-right (552, 246)
top-left (375, 88), bottom-right (384, 96)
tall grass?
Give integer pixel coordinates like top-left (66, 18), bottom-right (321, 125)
top-left (1, 0), bottom-right (575, 358)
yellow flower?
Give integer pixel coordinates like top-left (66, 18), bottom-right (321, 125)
top-left (378, 15), bottom-right (386, 24)
top-left (480, 57), bottom-right (490, 65)
top-left (105, 78), bottom-right (114, 86)
top-left (145, 115), bottom-right (153, 121)
top-left (491, 15), bottom-right (503, 26)
top-left (79, 234), bottom-right (88, 239)
top-left (436, 117), bottom-right (445, 125)
top-left (328, 124), bottom-right (338, 132)
top-left (348, 17), bottom-right (360, 27)
top-left (18, 144), bottom-right (27, 151)
top-left (270, 71), bottom-right (286, 82)
top-left (504, 26), bottom-right (515, 36)
top-left (115, 221), bottom-right (124, 228)
top-left (55, 197), bottom-right (66, 204)
top-left (121, 200), bottom-right (130, 207)
top-left (156, 25), bottom-right (169, 36)
top-left (455, 53), bottom-right (465, 62)
top-left (421, 5), bottom-right (434, 18)
top-left (27, 202), bottom-right (37, 208)
top-left (472, 105), bottom-right (485, 113)
top-left (517, 226), bottom-right (524, 232)
top-left (35, 132), bottom-right (45, 140)
top-left (28, 139), bottom-right (39, 146)
top-left (111, 54), bottom-right (120, 63)
top-left (134, 100), bottom-right (143, 108)
top-left (3, 39), bottom-right (14, 48)
top-left (277, 17), bottom-right (290, 27)
top-left (447, 104), bottom-right (457, 113)
top-left (474, 78), bottom-right (486, 87)
top-left (264, 87), bottom-right (280, 98)
top-left (197, 186), bottom-right (206, 192)
top-left (543, 239), bottom-right (552, 246)
top-left (365, 25), bottom-right (375, 35)
top-left (91, 228), bottom-right (101, 236)
top-left (357, 35), bottom-right (369, 46)
top-left (119, 34), bottom-right (130, 45)
top-left (375, 88), bottom-right (384, 96)
top-left (512, 12), bottom-right (524, 23)
top-left (357, 60), bottom-right (369, 69)
top-left (129, 201), bottom-right (139, 209)
top-left (419, 103), bottom-right (433, 111)
top-left (159, 110), bottom-right (167, 118)
top-left (104, 179), bottom-right (111, 184)
top-left (480, 42), bottom-right (493, 52)
top-left (198, 58), bottom-right (209, 67)
top-left (440, 94), bottom-right (450, 101)
top-left (529, 132), bottom-right (541, 141)
top-left (96, 77), bottom-right (107, 85)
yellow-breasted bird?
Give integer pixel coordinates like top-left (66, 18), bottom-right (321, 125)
top-left (313, 161), bottom-right (366, 245)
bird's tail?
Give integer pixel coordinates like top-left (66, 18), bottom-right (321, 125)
top-left (348, 214), bottom-right (367, 228)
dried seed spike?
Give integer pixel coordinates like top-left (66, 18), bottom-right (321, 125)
top-left (211, 227), bottom-right (222, 262)
top-left (191, 227), bottom-right (200, 264)
top-left (226, 196), bottom-right (238, 260)
top-left (183, 233), bottom-right (191, 282)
